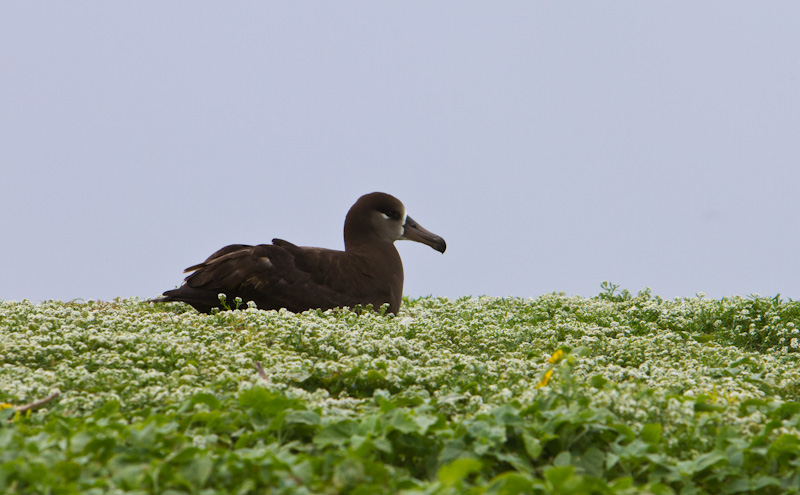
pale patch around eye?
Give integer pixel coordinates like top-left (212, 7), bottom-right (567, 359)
top-left (399, 210), bottom-right (408, 237)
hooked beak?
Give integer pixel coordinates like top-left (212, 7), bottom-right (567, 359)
top-left (400, 215), bottom-right (447, 253)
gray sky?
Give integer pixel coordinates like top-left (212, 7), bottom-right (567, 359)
top-left (2, 2), bottom-right (799, 304)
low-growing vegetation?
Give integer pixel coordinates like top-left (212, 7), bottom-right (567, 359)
top-left (2, 286), bottom-right (800, 494)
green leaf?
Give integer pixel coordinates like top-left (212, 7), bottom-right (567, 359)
top-left (771, 402), bottom-right (800, 419)
top-left (69, 431), bottom-right (94, 453)
top-left (694, 398), bottom-right (726, 413)
top-left (439, 438), bottom-right (470, 465)
top-left (543, 465), bottom-right (575, 488)
top-left (494, 451), bottom-right (533, 474)
top-left (128, 421), bottom-right (157, 448)
top-left (373, 436), bottom-right (393, 454)
top-left (239, 387), bottom-right (303, 415)
top-left (0, 408), bottom-right (15, 422)
top-left (180, 456), bottom-right (214, 488)
top-left (693, 451), bottom-right (727, 472)
top-left (92, 400), bottom-right (121, 419)
top-left (167, 446), bottom-right (202, 464)
top-left (692, 334), bottom-right (715, 343)
top-left (576, 447), bottom-right (605, 478)
top-left (290, 459), bottom-right (313, 485)
top-left (768, 433), bottom-right (800, 463)
top-left (640, 423), bottom-right (662, 444)
top-left (553, 451), bottom-right (572, 467)
top-left (284, 410), bottom-right (320, 426)
top-left (314, 420), bottom-right (357, 448)
top-left (610, 477), bottom-right (633, 490)
top-left (485, 472), bottom-right (536, 495)
top-left (333, 457), bottom-right (365, 488)
top-left (385, 409), bottom-right (419, 434)
top-left (52, 459), bottom-right (81, 482)
top-left (111, 463), bottom-right (148, 489)
top-left (438, 457), bottom-right (483, 486)
top-left (188, 392), bottom-right (222, 410)
top-left (727, 475), bottom-right (781, 492)
top-left (492, 405), bottom-right (524, 427)
top-left (612, 423), bottom-right (635, 443)
top-left (522, 433), bottom-right (542, 460)
top-left (412, 413), bottom-right (439, 435)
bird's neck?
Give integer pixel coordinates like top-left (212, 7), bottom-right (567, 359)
top-left (346, 241), bottom-right (401, 267)
top-left (347, 241), bottom-right (404, 296)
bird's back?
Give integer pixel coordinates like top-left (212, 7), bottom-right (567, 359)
top-left (157, 239), bottom-right (400, 313)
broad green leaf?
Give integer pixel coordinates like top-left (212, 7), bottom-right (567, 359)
top-left (691, 334), bottom-right (715, 343)
top-left (128, 421), bottom-right (157, 448)
top-left (412, 413), bottom-right (439, 434)
top-left (693, 451), bottom-right (727, 472)
top-left (438, 457), bottom-right (483, 485)
top-left (290, 459), bottom-right (313, 485)
top-left (187, 392), bottom-right (223, 410)
top-left (640, 423), bottom-right (662, 444)
top-left (612, 423), bottom-right (635, 443)
top-left (589, 375), bottom-right (609, 388)
top-left (772, 402), bottom-right (800, 419)
top-left (284, 410), bottom-right (320, 426)
top-left (239, 387), bottom-right (303, 416)
top-left (167, 446), bottom-right (202, 464)
top-left (768, 433), bottom-right (800, 463)
top-left (333, 457), bottom-right (365, 488)
top-left (52, 459), bottom-right (81, 482)
top-left (727, 475), bottom-right (781, 492)
top-left (492, 405), bottom-right (524, 427)
top-left (576, 447), bottom-right (605, 478)
top-left (313, 420), bottom-right (357, 448)
top-left (694, 399), bottom-right (725, 413)
top-left (373, 436), bottom-right (393, 454)
top-left (609, 476), bottom-right (633, 489)
top-left (385, 408), bottom-right (419, 434)
top-left (111, 463), bottom-right (148, 489)
top-left (69, 431), bottom-right (94, 453)
top-left (543, 465), bottom-right (575, 488)
top-left (522, 433), bottom-right (542, 460)
top-left (485, 472), bottom-right (536, 495)
top-left (553, 451), bottom-right (572, 467)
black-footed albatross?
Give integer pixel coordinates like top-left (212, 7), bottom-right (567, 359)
top-left (152, 192), bottom-right (446, 314)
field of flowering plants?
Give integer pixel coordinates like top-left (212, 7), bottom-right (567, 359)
top-left (2, 285), bottom-right (800, 494)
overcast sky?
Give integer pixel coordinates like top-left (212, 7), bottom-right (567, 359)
top-left (2, 2), bottom-right (799, 305)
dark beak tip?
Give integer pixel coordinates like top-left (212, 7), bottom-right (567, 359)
top-left (402, 216), bottom-right (446, 253)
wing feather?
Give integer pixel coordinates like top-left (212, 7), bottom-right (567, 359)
top-left (160, 241), bottom-right (383, 313)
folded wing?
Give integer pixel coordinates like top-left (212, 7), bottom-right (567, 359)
top-left (158, 240), bottom-right (382, 313)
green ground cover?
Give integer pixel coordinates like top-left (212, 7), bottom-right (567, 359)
top-left (2, 286), bottom-right (800, 494)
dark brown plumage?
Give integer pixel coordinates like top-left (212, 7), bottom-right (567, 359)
top-left (152, 192), bottom-right (446, 314)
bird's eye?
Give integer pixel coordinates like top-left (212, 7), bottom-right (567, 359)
top-left (381, 210), bottom-right (398, 220)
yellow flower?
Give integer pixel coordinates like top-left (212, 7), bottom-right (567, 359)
top-left (0, 402), bottom-right (14, 410)
top-left (547, 349), bottom-right (564, 364)
top-left (537, 368), bottom-right (554, 388)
